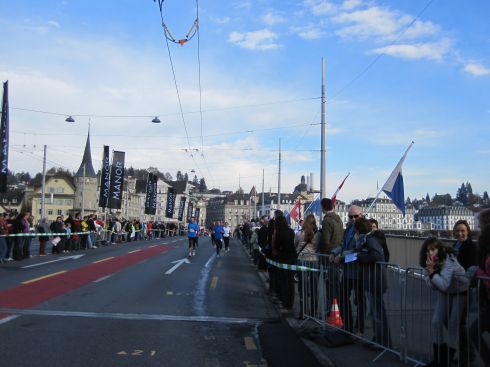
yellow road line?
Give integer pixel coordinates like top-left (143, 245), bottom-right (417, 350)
top-left (128, 249), bottom-right (141, 254)
top-left (210, 276), bottom-right (219, 290)
top-left (244, 337), bottom-right (257, 350)
top-left (22, 270), bottom-right (67, 284)
top-left (93, 256), bottom-right (115, 264)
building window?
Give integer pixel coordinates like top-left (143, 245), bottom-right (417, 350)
top-left (48, 210), bottom-right (53, 215)
top-left (48, 187), bottom-right (55, 193)
top-left (58, 210), bottom-right (63, 215)
top-left (2, 199), bottom-right (6, 203)
top-left (12, 199), bottom-right (17, 204)
top-left (56, 187), bottom-right (64, 193)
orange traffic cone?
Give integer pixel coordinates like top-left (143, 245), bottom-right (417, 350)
top-left (327, 298), bottom-right (343, 327)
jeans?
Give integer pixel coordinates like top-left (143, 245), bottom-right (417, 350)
top-left (0, 236), bottom-right (7, 260)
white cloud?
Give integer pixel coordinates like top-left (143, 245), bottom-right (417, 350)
top-left (211, 16), bottom-right (231, 25)
top-left (463, 62), bottom-right (490, 77)
top-left (262, 10), bottom-right (287, 26)
top-left (235, 1), bottom-right (251, 10)
top-left (370, 39), bottom-right (451, 62)
top-left (291, 24), bottom-right (325, 40)
top-left (47, 20), bottom-right (60, 28)
top-left (341, 0), bottom-right (363, 11)
top-left (228, 29), bottom-right (281, 50)
top-left (333, 6), bottom-right (438, 42)
top-left (304, 0), bottom-right (337, 16)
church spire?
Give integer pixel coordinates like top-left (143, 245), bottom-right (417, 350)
top-left (75, 129), bottom-right (96, 178)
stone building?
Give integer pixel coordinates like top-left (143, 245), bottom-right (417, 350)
top-left (73, 132), bottom-right (99, 217)
top-left (415, 205), bottom-right (475, 230)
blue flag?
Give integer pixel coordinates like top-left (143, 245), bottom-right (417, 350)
top-left (381, 142), bottom-right (414, 215)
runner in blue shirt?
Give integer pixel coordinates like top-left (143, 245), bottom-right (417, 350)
top-left (187, 217), bottom-right (199, 257)
top-left (214, 221), bottom-right (225, 256)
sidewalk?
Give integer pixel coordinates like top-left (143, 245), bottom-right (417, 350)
top-left (252, 263), bottom-right (409, 367)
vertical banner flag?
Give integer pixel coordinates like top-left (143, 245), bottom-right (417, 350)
top-left (165, 187), bottom-right (175, 218)
top-left (107, 151), bottom-right (125, 209)
top-left (289, 199), bottom-right (301, 223)
top-left (0, 81), bottom-right (9, 193)
top-left (144, 172), bottom-right (153, 215)
top-left (194, 207), bottom-right (200, 224)
top-left (381, 141), bottom-right (415, 215)
top-left (331, 172), bottom-right (350, 207)
top-left (186, 201), bottom-right (194, 223)
top-left (178, 196), bottom-right (186, 221)
top-left (150, 173), bottom-right (158, 215)
top-left (98, 145), bottom-right (110, 208)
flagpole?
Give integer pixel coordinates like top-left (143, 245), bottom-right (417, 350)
top-left (365, 141), bottom-right (414, 215)
top-left (261, 168), bottom-right (265, 217)
top-left (320, 57), bottom-right (326, 200)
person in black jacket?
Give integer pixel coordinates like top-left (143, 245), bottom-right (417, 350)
top-left (369, 219), bottom-right (390, 262)
top-left (257, 215), bottom-right (269, 271)
top-left (275, 215), bottom-right (296, 310)
top-left (452, 220), bottom-right (477, 271)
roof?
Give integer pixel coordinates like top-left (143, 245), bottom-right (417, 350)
top-left (75, 132), bottom-right (97, 178)
top-left (163, 180), bottom-right (188, 194)
top-left (0, 189), bottom-right (24, 201)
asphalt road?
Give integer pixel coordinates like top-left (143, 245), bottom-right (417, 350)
top-left (0, 237), bottom-right (285, 367)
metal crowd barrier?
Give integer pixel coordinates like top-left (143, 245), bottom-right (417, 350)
top-left (293, 254), bottom-right (488, 366)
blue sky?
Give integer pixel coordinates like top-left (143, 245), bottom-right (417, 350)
top-left (1, 0), bottom-right (489, 202)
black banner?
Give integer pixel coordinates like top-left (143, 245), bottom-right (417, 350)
top-left (186, 201), bottom-right (194, 223)
top-left (151, 174), bottom-right (158, 215)
top-left (165, 187), bottom-right (175, 218)
top-left (144, 173), bottom-right (153, 215)
top-left (178, 196), bottom-right (186, 221)
top-left (0, 81), bottom-right (9, 193)
top-left (194, 207), bottom-right (200, 224)
top-left (107, 151), bottom-right (125, 209)
top-left (98, 145), bottom-right (110, 208)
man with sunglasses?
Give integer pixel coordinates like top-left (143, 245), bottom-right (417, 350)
top-left (333, 205), bottom-right (366, 335)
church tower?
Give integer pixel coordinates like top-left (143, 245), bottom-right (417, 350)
top-left (73, 130), bottom-right (99, 216)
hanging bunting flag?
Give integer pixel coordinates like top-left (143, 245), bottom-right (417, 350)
top-left (98, 145), bottom-right (110, 208)
top-left (107, 151), bottom-right (125, 209)
top-left (0, 81), bottom-right (9, 193)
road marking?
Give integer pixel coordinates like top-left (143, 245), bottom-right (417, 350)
top-left (244, 337), bottom-right (257, 350)
top-left (166, 291), bottom-right (174, 295)
top-left (128, 249), bottom-right (141, 254)
top-left (94, 275), bottom-right (112, 283)
top-left (0, 315), bottom-right (19, 325)
top-left (21, 254), bottom-right (85, 269)
top-left (0, 308), bottom-right (266, 325)
top-left (22, 270), bottom-right (67, 285)
top-left (210, 276), bottom-right (218, 290)
top-left (204, 254), bottom-right (215, 268)
top-left (93, 256), bottom-right (115, 264)
top-left (149, 245), bottom-right (157, 248)
top-left (165, 258), bottom-right (191, 275)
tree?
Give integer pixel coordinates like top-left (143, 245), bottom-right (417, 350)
top-left (456, 182), bottom-right (468, 205)
top-left (199, 178), bottom-right (207, 192)
top-left (164, 172), bottom-right (173, 181)
top-left (30, 173), bottom-right (43, 187)
top-left (192, 175), bottom-right (199, 185)
top-left (127, 166), bottom-right (135, 177)
top-left (484, 191), bottom-right (489, 202)
top-left (183, 173), bottom-right (189, 182)
top-left (176, 171), bottom-right (183, 181)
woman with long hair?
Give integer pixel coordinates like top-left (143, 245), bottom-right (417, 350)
top-left (419, 238), bottom-right (469, 367)
top-left (294, 214), bottom-right (319, 319)
top-left (452, 219), bottom-right (477, 271)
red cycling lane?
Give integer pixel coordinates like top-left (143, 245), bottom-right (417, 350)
top-left (0, 245), bottom-right (174, 320)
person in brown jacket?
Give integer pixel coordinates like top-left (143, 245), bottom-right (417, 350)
top-left (319, 198), bottom-right (343, 254)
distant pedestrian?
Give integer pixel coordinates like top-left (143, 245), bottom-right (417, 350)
top-left (223, 222), bottom-right (231, 252)
top-left (187, 217), bottom-right (199, 257)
